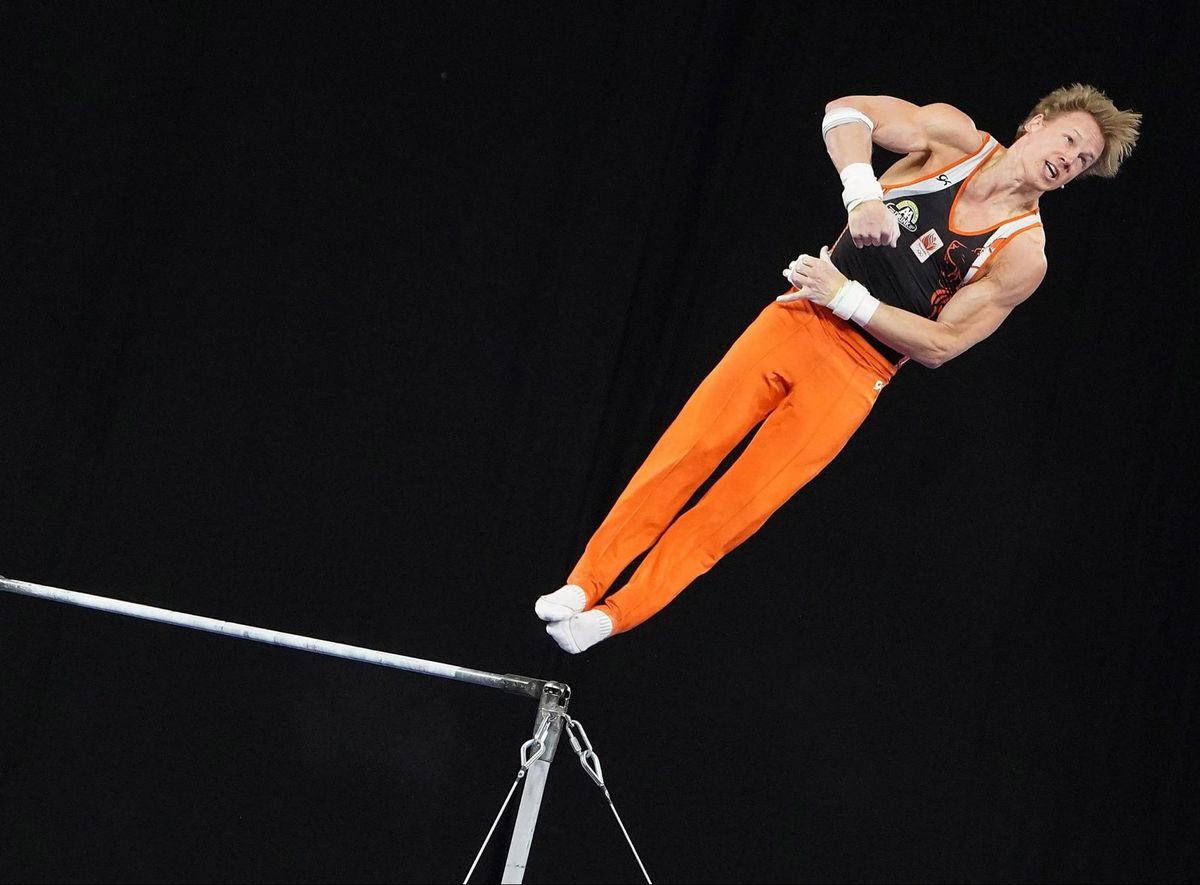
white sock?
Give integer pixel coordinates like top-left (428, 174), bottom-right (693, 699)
top-left (546, 610), bottom-right (613, 654)
top-left (535, 584), bottom-right (587, 622)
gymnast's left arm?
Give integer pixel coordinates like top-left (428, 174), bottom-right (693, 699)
top-left (866, 238), bottom-right (1047, 368)
top-left (782, 235), bottom-right (1047, 368)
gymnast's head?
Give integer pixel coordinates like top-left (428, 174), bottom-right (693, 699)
top-left (1010, 83), bottom-right (1141, 190)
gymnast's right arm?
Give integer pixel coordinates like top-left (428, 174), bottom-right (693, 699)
top-left (821, 96), bottom-right (980, 248)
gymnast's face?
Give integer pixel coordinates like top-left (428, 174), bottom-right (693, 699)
top-left (1020, 110), bottom-right (1106, 191)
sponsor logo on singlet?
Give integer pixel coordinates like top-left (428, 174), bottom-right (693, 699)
top-left (887, 199), bottom-right (919, 232)
top-left (911, 228), bottom-right (944, 264)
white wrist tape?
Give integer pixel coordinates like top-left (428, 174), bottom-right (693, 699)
top-left (826, 279), bottom-right (880, 326)
top-left (839, 163), bottom-right (884, 213)
top-left (821, 107), bottom-right (876, 140)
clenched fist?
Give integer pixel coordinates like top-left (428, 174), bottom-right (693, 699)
top-left (848, 200), bottom-right (900, 248)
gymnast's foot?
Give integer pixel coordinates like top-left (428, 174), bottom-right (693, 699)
top-left (534, 584), bottom-right (587, 622)
top-left (546, 610), bottom-right (613, 654)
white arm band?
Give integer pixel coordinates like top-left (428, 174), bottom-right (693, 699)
top-left (826, 279), bottom-right (880, 326)
top-left (823, 108), bottom-right (883, 212)
top-left (821, 107), bottom-right (876, 139)
top-left (839, 163), bottom-right (884, 213)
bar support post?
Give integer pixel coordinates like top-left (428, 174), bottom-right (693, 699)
top-left (502, 681), bottom-right (570, 883)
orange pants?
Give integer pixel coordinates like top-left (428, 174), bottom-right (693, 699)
top-left (567, 298), bottom-right (897, 634)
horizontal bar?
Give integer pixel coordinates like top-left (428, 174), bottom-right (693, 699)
top-left (0, 576), bottom-right (545, 699)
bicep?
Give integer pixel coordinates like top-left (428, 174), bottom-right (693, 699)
top-left (935, 279), bottom-right (1019, 354)
top-left (935, 254), bottom-right (1047, 360)
top-left (826, 96), bottom-right (979, 155)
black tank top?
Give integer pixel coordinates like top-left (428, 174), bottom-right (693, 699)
top-left (829, 134), bottom-right (1043, 365)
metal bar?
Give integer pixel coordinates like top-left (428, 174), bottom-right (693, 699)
top-left (502, 681), bottom-right (570, 883)
top-left (0, 576), bottom-right (545, 699)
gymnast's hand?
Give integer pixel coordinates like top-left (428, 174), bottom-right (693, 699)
top-left (778, 246), bottom-right (847, 305)
top-left (848, 200), bottom-right (900, 248)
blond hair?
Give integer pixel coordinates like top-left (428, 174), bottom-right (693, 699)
top-left (1016, 84), bottom-right (1141, 179)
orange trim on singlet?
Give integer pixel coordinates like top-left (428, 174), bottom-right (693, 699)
top-left (880, 131), bottom-right (992, 191)
top-left (947, 145), bottom-right (1041, 237)
top-left (968, 221), bottom-right (1045, 280)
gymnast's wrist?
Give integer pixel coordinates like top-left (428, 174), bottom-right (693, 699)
top-left (825, 279), bottom-right (880, 326)
top-left (839, 162), bottom-right (884, 213)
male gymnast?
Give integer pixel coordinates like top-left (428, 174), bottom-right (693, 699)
top-left (536, 84), bottom-right (1140, 653)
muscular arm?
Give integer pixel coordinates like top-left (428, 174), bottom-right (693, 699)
top-left (823, 96), bottom-right (981, 249)
top-left (860, 236), bottom-right (1048, 368)
top-left (823, 95), bottom-right (981, 171)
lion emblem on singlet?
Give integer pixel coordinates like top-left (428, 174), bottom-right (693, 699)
top-left (929, 240), bottom-right (985, 319)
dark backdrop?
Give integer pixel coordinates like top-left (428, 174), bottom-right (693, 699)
top-left (1, 2), bottom-right (1195, 883)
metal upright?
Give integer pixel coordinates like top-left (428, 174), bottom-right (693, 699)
top-left (503, 681), bottom-right (570, 882)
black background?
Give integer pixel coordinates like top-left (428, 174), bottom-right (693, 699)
top-left (2, 2), bottom-right (1196, 883)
